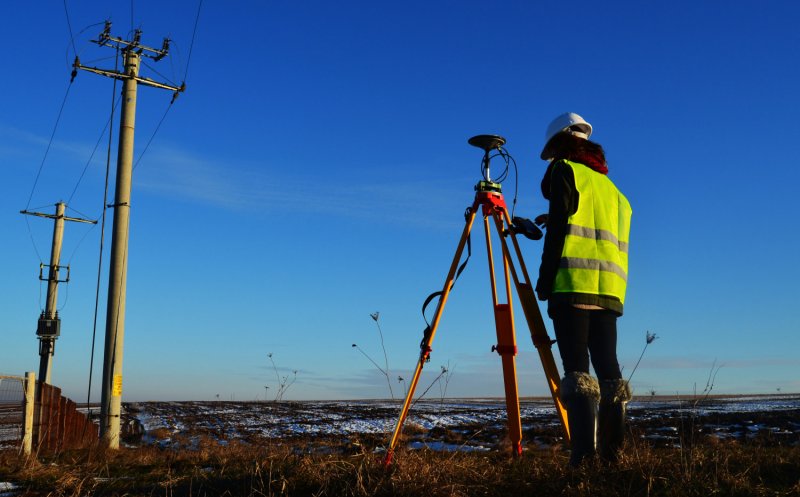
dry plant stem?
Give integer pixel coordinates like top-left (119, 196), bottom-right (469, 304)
top-left (371, 313), bottom-right (394, 401)
top-left (408, 368), bottom-right (450, 415)
top-left (438, 362), bottom-right (454, 405)
top-left (267, 353), bottom-right (297, 401)
top-left (268, 353), bottom-right (282, 401)
top-left (627, 331), bottom-right (658, 384)
top-left (353, 345), bottom-right (387, 377)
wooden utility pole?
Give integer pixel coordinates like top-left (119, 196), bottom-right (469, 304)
top-left (74, 21), bottom-right (184, 448)
top-left (21, 202), bottom-right (96, 384)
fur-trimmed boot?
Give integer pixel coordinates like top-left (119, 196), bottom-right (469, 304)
top-left (598, 378), bottom-right (632, 463)
top-left (560, 372), bottom-right (600, 467)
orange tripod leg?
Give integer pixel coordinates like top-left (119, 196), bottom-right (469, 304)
top-left (483, 214), bottom-right (523, 456)
top-left (490, 206), bottom-right (570, 442)
top-left (385, 188), bottom-right (571, 467)
top-left (383, 201), bottom-right (480, 466)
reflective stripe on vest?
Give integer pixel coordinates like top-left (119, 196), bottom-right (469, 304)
top-left (553, 160), bottom-right (632, 304)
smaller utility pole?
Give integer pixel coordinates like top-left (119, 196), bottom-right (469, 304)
top-left (21, 203), bottom-right (96, 384)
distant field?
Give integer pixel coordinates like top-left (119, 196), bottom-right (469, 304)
top-left (119, 394), bottom-right (800, 452)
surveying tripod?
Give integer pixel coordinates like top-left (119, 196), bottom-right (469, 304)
top-left (383, 135), bottom-right (570, 465)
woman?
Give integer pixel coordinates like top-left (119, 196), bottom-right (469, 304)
top-left (536, 112), bottom-right (632, 466)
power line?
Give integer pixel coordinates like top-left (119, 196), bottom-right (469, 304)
top-left (23, 217), bottom-right (45, 264)
top-left (183, 0), bottom-right (203, 83)
top-left (64, 207), bottom-right (100, 267)
top-left (80, 55), bottom-right (119, 65)
top-left (65, 221), bottom-right (98, 267)
top-left (131, 0), bottom-right (203, 172)
top-left (141, 60), bottom-right (179, 87)
top-left (87, 65), bottom-right (119, 414)
top-left (65, 204), bottom-right (95, 222)
top-left (132, 101), bottom-right (174, 171)
top-left (67, 50), bottom-right (122, 206)
top-left (62, 0), bottom-right (78, 56)
top-left (25, 80), bottom-right (73, 210)
top-left (67, 96), bottom-right (121, 205)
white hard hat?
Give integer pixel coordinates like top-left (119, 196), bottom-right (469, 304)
top-left (540, 112), bottom-right (592, 159)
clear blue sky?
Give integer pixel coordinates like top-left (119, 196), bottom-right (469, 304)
top-left (2, 1), bottom-right (798, 402)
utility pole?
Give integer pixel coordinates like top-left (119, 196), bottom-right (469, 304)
top-left (74, 21), bottom-right (184, 449)
top-left (21, 202), bottom-right (96, 384)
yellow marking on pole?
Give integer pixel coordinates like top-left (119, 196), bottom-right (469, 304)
top-left (112, 374), bottom-right (123, 396)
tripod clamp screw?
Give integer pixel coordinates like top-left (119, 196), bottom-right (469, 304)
top-left (491, 344), bottom-right (517, 356)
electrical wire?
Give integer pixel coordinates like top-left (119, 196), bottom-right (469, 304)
top-left (22, 202), bottom-right (55, 264)
top-left (62, 0), bottom-right (78, 56)
top-left (80, 55), bottom-right (119, 65)
top-left (82, 5), bottom-right (203, 407)
top-left (65, 21), bottom-right (108, 70)
top-left (67, 94), bottom-right (122, 205)
top-left (23, 216), bottom-right (46, 265)
top-left (132, 101), bottom-right (174, 171)
top-left (65, 205), bottom-right (94, 220)
top-left (78, 21), bottom-right (107, 36)
top-left (23, 78), bottom-right (75, 266)
top-left (169, 41), bottom-right (179, 84)
top-left (141, 60), bottom-right (179, 87)
top-left (183, 0), bottom-right (203, 83)
top-left (63, 204), bottom-right (100, 276)
top-left (60, 280), bottom-right (70, 312)
top-left (86, 53), bottom-right (119, 412)
top-left (63, 223), bottom-right (98, 288)
top-left (25, 81), bottom-right (73, 210)
top-left (131, 0), bottom-right (203, 172)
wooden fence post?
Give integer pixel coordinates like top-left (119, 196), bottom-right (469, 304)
top-left (21, 372), bottom-right (35, 456)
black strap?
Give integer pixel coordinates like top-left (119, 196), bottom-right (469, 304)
top-left (421, 207), bottom-right (474, 335)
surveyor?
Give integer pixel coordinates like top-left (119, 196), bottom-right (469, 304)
top-left (534, 112), bottom-right (632, 466)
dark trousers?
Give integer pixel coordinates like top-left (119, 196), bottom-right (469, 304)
top-left (551, 305), bottom-right (622, 380)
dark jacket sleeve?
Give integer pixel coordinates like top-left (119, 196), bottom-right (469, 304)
top-left (536, 160), bottom-right (578, 298)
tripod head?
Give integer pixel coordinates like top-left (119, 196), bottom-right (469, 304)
top-left (469, 134), bottom-right (507, 192)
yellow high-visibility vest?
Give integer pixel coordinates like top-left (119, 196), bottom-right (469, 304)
top-left (553, 160), bottom-right (632, 304)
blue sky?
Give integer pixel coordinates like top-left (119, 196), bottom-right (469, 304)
top-left (1, 1), bottom-right (799, 402)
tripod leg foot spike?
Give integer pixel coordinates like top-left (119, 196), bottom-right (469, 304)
top-left (383, 448), bottom-right (395, 468)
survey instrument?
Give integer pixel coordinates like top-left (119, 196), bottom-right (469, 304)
top-left (383, 135), bottom-right (570, 465)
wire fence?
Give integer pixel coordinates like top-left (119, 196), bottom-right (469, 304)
top-left (0, 376), bottom-right (25, 449)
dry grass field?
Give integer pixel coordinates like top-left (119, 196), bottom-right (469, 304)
top-left (1, 397), bottom-right (799, 496)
